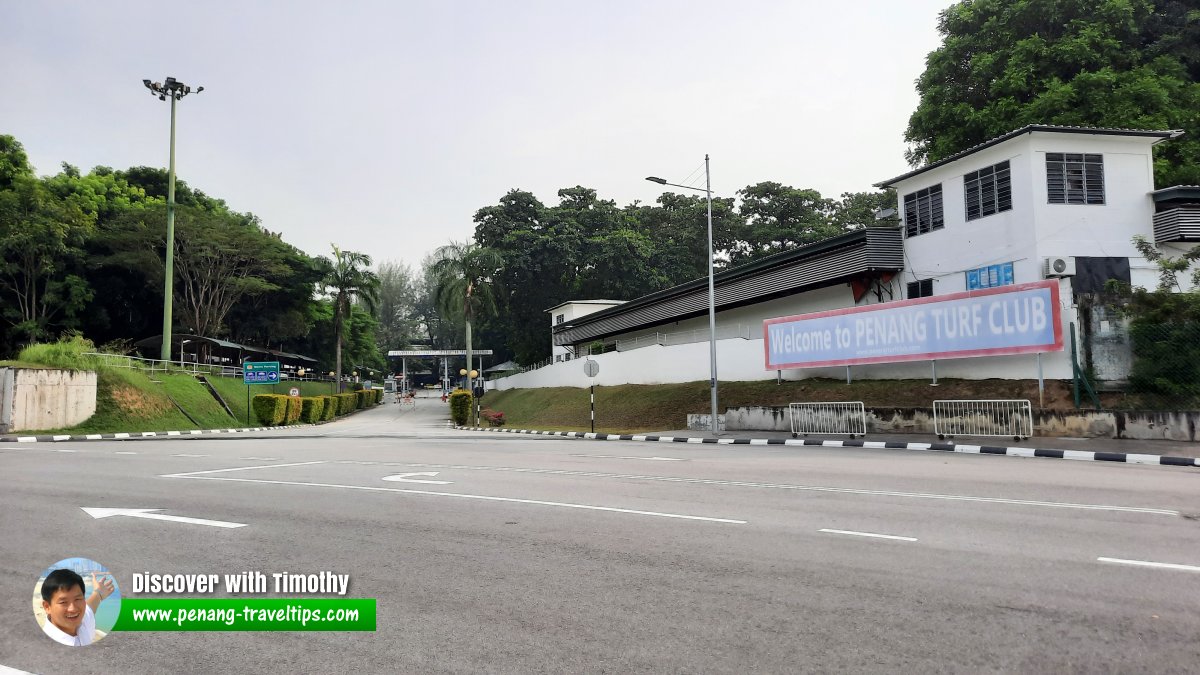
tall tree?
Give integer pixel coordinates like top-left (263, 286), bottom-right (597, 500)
top-left (730, 182), bottom-right (839, 265)
top-left (374, 261), bottom-right (422, 352)
top-left (430, 241), bottom-right (503, 389)
top-left (322, 246), bottom-right (380, 391)
top-left (905, 0), bottom-right (1200, 186)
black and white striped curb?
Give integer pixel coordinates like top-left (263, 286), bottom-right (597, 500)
top-left (0, 424), bottom-right (317, 444)
top-left (455, 426), bottom-right (1200, 469)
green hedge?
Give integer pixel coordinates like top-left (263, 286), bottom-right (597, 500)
top-left (337, 393), bottom-right (357, 415)
top-left (253, 394), bottom-right (288, 426)
top-left (321, 396), bottom-right (337, 421)
top-left (355, 390), bottom-right (369, 409)
top-left (284, 396), bottom-right (302, 424)
top-left (449, 389), bottom-right (472, 426)
top-left (300, 397), bottom-right (324, 424)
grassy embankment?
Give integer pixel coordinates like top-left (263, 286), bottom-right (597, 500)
top-left (3, 338), bottom-right (340, 434)
top-left (480, 377), bottom-right (1083, 433)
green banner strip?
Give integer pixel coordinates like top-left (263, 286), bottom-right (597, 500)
top-left (112, 598), bottom-right (376, 631)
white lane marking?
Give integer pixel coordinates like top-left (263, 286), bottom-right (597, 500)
top-left (82, 507), bottom-right (246, 529)
top-left (382, 472), bottom-right (453, 485)
top-left (0, 663), bottom-right (37, 674)
top-left (167, 475), bottom-right (745, 524)
top-left (17, 437), bottom-right (36, 442)
top-left (114, 451), bottom-right (137, 455)
top-left (335, 461), bottom-right (1179, 516)
top-left (1097, 557), bottom-right (1200, 573)
top-left (162, 461), bottom-right (326, 477)
top-left (173, 453), bottom-right (208, 458)
top-left (819, 528), bottom-right (917, 542)
top-left (573, 454), bottom-right (686, 461)
top-left (239, 456), bottom-right (279, 461)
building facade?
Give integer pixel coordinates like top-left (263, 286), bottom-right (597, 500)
top-left (493, 126), bottom-right (1197, 391)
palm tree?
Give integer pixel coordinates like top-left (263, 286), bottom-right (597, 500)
top-left (323, 245), bottom-right (380, 392)
top-left (430, 240), bottom-right (502, 392)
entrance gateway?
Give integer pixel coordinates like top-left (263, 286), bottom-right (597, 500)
top-left (386, 349), bottom-right (494, 393)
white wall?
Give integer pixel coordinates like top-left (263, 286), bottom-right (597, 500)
top-left (0, 368), bottom-right (97, 432)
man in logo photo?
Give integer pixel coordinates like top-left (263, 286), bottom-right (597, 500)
top-left (40, 569), bottom-right (114, 646)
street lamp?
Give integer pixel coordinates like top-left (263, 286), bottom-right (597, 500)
top-left (143, 77), bottom-right (203, 362)
top-left (646, 154), bottom-right (720, 434)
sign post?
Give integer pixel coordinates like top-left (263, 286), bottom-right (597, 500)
top-left (243, 361), bottom-right (280, 425)
top-left (583, 359), bottom-right (600, 433)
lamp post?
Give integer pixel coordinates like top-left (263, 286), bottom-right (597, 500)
top-left (646, 154), bottom-right (720, 434)
top-left (143, 77), bottom-right (203, 362)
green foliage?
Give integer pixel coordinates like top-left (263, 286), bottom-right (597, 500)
top-left (17, 335), bottom-right (104, 371)
top-left (1107, 285), bottom-right (1200, 407)
top-left (252, 394), bottom-right (288, 426)
top-left (448, 389), bottom-right (473, 425)
top-left (321, 395), bottom-right (337, 420)
top-left (336, 393), bottom-right (357, 415)
top-left (321, 245), bottom-right (382, 393)
top-left (354, 389), bottom-right (368, 409)
top-left (284, 396), bottom-right (302, 424)
top-left (905, 0), bottom-right (1200, 186)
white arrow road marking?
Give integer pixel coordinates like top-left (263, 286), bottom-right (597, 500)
top-left (81, 507), bottom-right (246, 529)
top-left (1098, 557), bottom-right (1200, 573)
top-left (382, 472), bottom-right (453, 485)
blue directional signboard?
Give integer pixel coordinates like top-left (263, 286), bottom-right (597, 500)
top-left (243, 361), bottom-right (280, 385)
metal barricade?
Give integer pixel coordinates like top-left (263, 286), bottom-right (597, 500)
top-left (789, 402), bottom-right (867, 438)
top-left (933, 399), bottom-right (1033, 440)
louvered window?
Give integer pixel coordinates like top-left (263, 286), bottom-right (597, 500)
top-left (1046, 153), bottom-right (1104, 205)
top-left (964, 160), bottom-right (1012, 221)
top-left (902, 184), bottom-right (943, 237)
top-left (906, 279), bottom-right (933, 299)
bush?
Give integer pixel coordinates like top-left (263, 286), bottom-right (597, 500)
top-left (300, 397), bottom-right (324, 424)
top-left (253, 394), bottom-right (288, 426)
top-left (321, 396), bottom-right (337, 421)
top-left (284, 396), bottom-right (302, 424)
top-left (355, 389), bottom-right (369, 409)
top-left (480, 408), bottom-right (505, 426)
top-left (17, 334), bottom-right (104, 371)
top-left (337, 393), bottom-right (357, 415)
top-left (448, 389), bottom-right (473, 426)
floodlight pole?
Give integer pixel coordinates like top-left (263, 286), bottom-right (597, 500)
top-left (143, 77), bottom-right (202, 362)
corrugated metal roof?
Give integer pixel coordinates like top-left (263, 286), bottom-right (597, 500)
top-left (876, 125), bottom-right (1183, 189)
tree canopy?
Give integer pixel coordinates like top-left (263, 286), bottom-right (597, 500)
top-left (905, 0), bottom-right (1200, 186)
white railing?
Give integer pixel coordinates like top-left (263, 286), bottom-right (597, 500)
top-left (789, 402), bottom-right (867, 438)
top-left (81, 353), bottom-right (333, 381)
top-left (933, 399), bottom-right (1033, 440)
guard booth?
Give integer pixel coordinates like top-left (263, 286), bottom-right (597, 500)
top-left (386, 349), bottom-right (494, 394)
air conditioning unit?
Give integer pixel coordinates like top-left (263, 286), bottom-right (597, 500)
top-left (1043, 256), bottom-right (1076, 277)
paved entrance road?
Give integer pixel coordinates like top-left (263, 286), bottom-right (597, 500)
top-left (2, 395), bottom-right (1198, 673)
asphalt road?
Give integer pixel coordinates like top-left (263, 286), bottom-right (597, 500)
top-left (2, 394), bottom-right (1198, 673)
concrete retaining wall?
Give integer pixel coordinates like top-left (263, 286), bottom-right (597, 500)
top-left (702, 406), bottom-right (1198, 442)
top-left (0, 368), bottom-right (97, 433)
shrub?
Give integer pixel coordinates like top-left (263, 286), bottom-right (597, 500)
top-left (321, 396), bottom-right (337, 421)
top-left (481, 408), bottom-right (505, 427)
top-left (284, 396), bottom-right (302, 424)
top-left (355, 389), bottom-right (369, 409)
top-left (448, 389), bottom-right (473, 426)
top-left (337, 393), bottom-right (357, 415)
top-left (253, 394), bottom-right (288, 426)
top-left (300, 397), bottom-right (324, 424)
top-left (17, 334), bottom-right (104, 371)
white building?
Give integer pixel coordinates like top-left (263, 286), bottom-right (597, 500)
top-left (493, 125), bottom-right (1197, 391)
top-left (546, 300), bottom-right (625, 363)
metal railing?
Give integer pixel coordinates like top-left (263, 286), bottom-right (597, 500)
top-left (789, 402), bottom-right (867, 438)
top-left (81, 353), bottom-right (333, 381)
top-left (933, 399), bottom-right (1033, 440)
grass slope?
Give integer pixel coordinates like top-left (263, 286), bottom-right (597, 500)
top-left (481, 378), bottom-right (1081, 433)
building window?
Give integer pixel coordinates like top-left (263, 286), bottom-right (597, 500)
top-left (903, 184), bottom-right (943, 237)
top-left (964, 160), bottom-right (1012, 221)
top-left (1046, 153), bottom-right (1104, 205)
top-left (555, 355), bottom-right (562, 363)
top-left (907, 278), bottom-right (933, 299)
top-left (555, 314), bottom-right (565, 325)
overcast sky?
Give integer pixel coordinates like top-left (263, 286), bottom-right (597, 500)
top-left (1, 1), bottom-right (951, 273)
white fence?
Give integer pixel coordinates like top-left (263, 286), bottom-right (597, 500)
top-left (789, 401), bottom-right (867, 438)
top-left (933, 399), bottom-right (1033, 440)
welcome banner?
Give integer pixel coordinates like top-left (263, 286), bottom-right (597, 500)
top-left (763, 280), bottom-right (1063, 370)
